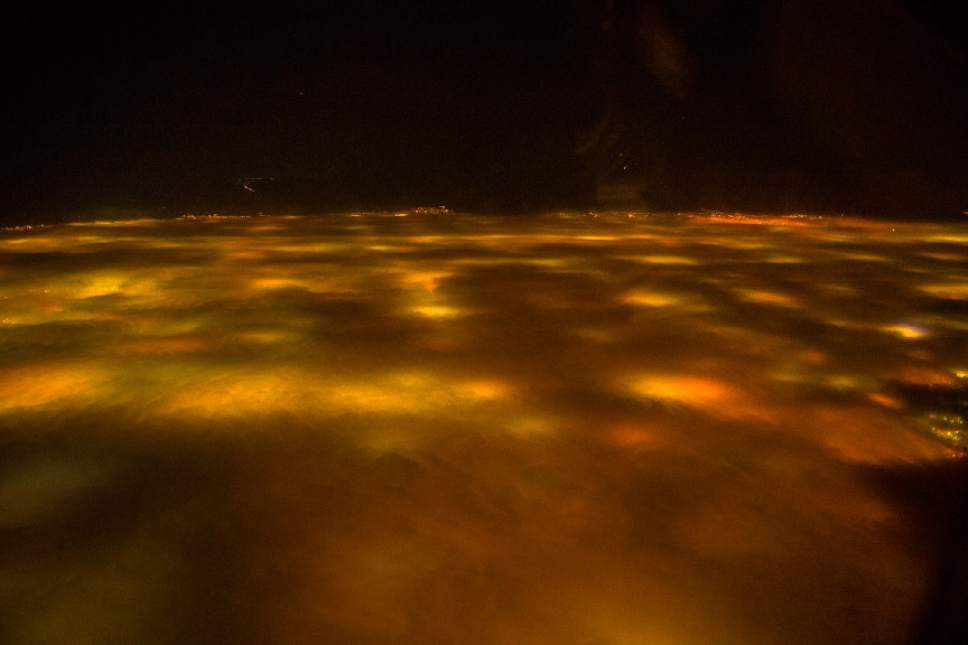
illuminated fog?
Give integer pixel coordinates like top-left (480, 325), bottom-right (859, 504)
top-left (1, 211), bottom-right (966, 644)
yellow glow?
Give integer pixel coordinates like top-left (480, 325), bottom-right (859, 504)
top-left (522, 257), bottom-right (572, 268)
top-left (630, 375), bottom-right (736, 407)
top-left (919, 283), bottom-right (968, 300)
top-left (156, 369), bottom-right (518, 422)
top-left (72, 273), bottom-right (157, 298)
top-left (620, 291), bottom-right (684, 307)
top-left (161, 373), bottom-right (308, 417)
top-left (2, 235), bottom-right (60, 248)
top-left (1, 210), bottom-right (965, 645)
top-left (250, 277), bottom-right (313, 290)
top-left (456, 379), bottom-right (511, 400)
top-left (399, 270), bottom-right (453, 292)
top-left (409, 304), bottom-right (464, 318)
top-left (880, 323), bottom-right (930, 339)
top-left (733, 288), bottom-right (800, 307)
top-left (69, 218), bottom-right (162, 227)
top-left (919, 252), bottom-right (964, 262)
top-left (0, 364), bottom-right (106, 411)
top-left (233, 330), bottom-right (299, 344)
top-left (835, 252), bottom-right (889, 262)
top-left (824, 374), bottom-right (877, 392)
top-left (325, 383), bottom-right (430, 414)
top-left (927, 233), bottom-right (968, 243)
top-left (622, 254), bottom-right (699, 265)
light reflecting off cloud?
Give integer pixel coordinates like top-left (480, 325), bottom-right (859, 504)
top-left (408, 304), bottom-right (465, 319)
top-left (621, 254), bottom-right (700, 265)
top-left (630, 374), bottom-right (737, 407)
top-left (733, 288), bottom-right (800, 307)
top-left (881, 323), bottom-right (931, 339)
top-left (919, 282), bottom-right (968, 300)
top-left (620, 290), bottom-right (685, 307)
top-left (456, 379), bottom-right (512, 401)
top-left (0, 364), bottom-right (108, 411)
top-left (0, 210), bottom-right (966, 645)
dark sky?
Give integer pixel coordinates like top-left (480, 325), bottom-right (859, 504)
top-left (4, 1), bottom-right (968, 221)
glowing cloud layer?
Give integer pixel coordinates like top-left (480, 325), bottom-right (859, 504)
top-left (0, 211), bottom-right (966, 645)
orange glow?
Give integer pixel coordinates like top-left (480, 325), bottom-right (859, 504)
top-left (409, 304), bottom-right (464, 318)
top-left (0, 364), bottom-right (106, 411)
top-left (880, 323), bottom-right (930, 339)
top-left (608, 423), bottom-right (666, 452)
top-left (868, 392), bottom-right (903, 409)
top-left (1, 210), bottom-right (965, 645)
top-left (894, 367), bottom-right (956, 387)
top-left (620, 290), bottom-right (685, 307)
top-left (456, 379), bottom-right (511, 400)
top-left (919, 283), bottom-right (968, 300)
top-left (622, 254), bottom-right (699, 265)
top-left (630, 374), bottom-right (736, 407)
top-left (399, 270), bottom-right (453, 292)
top-left (733, 288), bottom-right (800, 307)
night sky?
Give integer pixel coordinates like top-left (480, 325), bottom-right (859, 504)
top-left (4, 1), bottom-right (968, 221)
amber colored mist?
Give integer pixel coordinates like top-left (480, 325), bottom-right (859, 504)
top-left (1, 211), bottom-right (966, 644)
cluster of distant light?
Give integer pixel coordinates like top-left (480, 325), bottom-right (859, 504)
top-left (0, 209), bottom-right (966, 457)
top-left (4, 209), bottom-right (968, 645)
